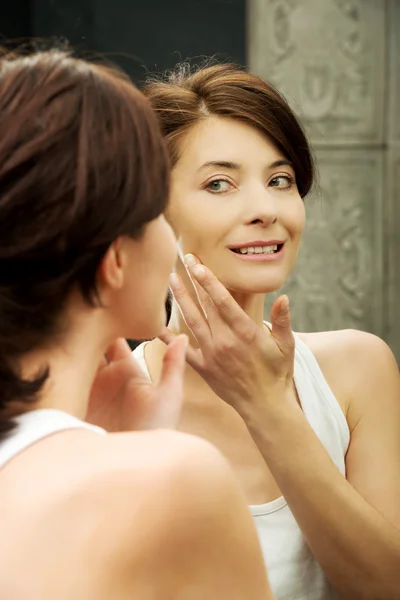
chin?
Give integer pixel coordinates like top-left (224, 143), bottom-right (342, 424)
top-left (129, 307), bottom-right (167, 341)
top-left (223, 275), bottom-right (286, 296)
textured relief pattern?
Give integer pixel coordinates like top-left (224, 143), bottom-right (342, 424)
top-left (273, 151), bottom-right (383, 334)
top-left (248, 0), bottom-right (385, 144)
top-left (388, 0), bottom-right (400, 141)
top-left (386, 148), bottom-right (400, 361)
top-left (387, 1), bottom-right (400, 361)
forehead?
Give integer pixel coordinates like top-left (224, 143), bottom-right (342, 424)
top-left (175, 116), bottom-right (283, 171)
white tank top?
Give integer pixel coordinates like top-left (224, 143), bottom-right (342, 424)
top-left (0, 409), bottom-right (106, 469)
top-left (133, 331), bottom-right (349, 600)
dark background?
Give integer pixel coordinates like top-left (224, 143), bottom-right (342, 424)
top-left (0, 0), bottom-right (247, 84)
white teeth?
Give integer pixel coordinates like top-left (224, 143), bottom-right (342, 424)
top-left (236, 245), bottom-right (279, 255)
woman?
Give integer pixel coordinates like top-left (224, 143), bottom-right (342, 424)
top-left (0, 49), bottom-right (273, 600)
top-left (132, 63), bottom-right (400, 600)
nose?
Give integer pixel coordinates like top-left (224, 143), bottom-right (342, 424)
top-left (244, 185), bottom-right (278, 227)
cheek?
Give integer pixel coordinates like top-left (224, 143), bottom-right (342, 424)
top-left (169, 201), bottom-right (211, 253)
top-left (285, 200), bottom-right (306, 237)
top-left (297, 205), bottom-right (306, 234)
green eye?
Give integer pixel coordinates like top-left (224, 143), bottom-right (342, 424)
top-left (269, 175), bottom-right (294, 190)
top-left (206, 179), bottom-right (232, 193)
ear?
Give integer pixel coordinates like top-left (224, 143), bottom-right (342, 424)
top-left (97, 237), bottom-right (125, 292)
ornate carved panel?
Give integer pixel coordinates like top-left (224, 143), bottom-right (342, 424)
top-left (267, 149), bottom-right (384, 335)
top-left (386, 145), bottom-right (400, 361)
top-left (388, 0), bottom-right (400, 142)
top-left (248, 0), bottom-right (385, 145)
top-left (386, 2), bottom-right (400, 362)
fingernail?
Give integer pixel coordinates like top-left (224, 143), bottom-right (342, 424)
top-left (184, 253), bottom-right (196, 267)
top-left (192, 264), bottom-right (206, 278)
top-left (281, 295), bottom-right (289, 310)
top-left (179, 334), bottom-right (189, 350)
top-left (169, 273), bottom-right (181, 288)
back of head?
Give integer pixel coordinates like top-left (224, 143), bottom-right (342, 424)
top-left (0, 45), bottom-right (169, 436)
top-left (143, 62), bottom-right (314, 198)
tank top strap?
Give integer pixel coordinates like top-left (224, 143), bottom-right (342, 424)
top-left (292, 332), bottom-right (350, 452)
top-left (133, 341), bottom-right (150, 378)
top-left (264, 322), bottom-right (350, 456)
top-left (0, 409), bottom-right (106, 469)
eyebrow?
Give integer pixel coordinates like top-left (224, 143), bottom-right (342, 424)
top-left (198, 159), bottom-right (294, 172)
top-left (199, 161), bottom-right (240, 171)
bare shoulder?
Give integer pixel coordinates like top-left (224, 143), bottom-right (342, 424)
top-left (9, 428), bottom-right (235, 556)
top-left (80, 429), bottom-right (270, 598)
top-left (297, 329), bottom-right (398, 380)
top-left (2, 427), bottom-right (230, 522)
top-left (65, 428), bottom-right (236, 534)
top-left (2, 429), bottom-right (260, 599)
top-left (297, 329), bottom-right (399, 419)
top-left (63, 428), bottom-right (232, 511)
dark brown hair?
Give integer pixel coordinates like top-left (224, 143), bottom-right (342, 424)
top-left (143, 62), bottom-right (314, 197)
top-left (0, 47), bottom-right (170, 438)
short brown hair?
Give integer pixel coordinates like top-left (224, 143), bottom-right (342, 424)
top-left (143, 62), bottom-right (314, 197)
top-left (0, 46), bottom-right (169, 437)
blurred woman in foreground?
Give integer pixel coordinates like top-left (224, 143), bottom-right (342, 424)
top-left (0, 48), bottom-right (272, 600)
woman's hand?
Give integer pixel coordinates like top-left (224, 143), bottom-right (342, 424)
top-left (160, 254), bottom-right (297, 428)
top-left (86, 334), bottom-right (188, 432)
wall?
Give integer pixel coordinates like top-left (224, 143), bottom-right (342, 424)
top-left (248, 0), bottom-right (399, 360)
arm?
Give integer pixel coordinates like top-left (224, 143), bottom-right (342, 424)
top-left (249, 332), bottom-right (400, 600)
top-left (165, 261), bottom-right (400, 600)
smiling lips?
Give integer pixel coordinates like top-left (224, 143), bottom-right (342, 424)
top-left (228, 240), bottom-right (285, 261)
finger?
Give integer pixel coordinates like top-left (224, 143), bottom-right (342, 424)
top-left (186, 262), bottom-right (249, 329)
top-left (270, 295), bottom-right (295, 353)
top-left (158, 334), bottom-right (188, 393)
top-left (90, 352), bottom-right (149, 406)
top-left (158, 326), bottom-right (176, 345)
top-left (146, 335), bottom-right (189, 430)
top-left (105, 338), bottom-right (132, 363)
top-left (107, 351), bottom-right (151, 382)
top-left (169, 273), bottom-right (212, 346)
top-left (97, 355), bottom-right (108, 370)
top-left (158, 327), bottom-right (205, 371)
top-left (183, 254), bottom-right (220, 326)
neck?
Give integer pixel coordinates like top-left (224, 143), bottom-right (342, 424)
top-left (168, 264), bottom-right (266, 342)
top-left (18, 304), bottom-right (114, 421)
top-left (162, 265), bottom-right (270, 462)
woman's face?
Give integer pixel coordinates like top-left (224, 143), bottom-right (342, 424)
top-left (168, 116), bottom-right (305, 294)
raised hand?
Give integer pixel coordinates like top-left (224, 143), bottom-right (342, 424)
top-left (87, 334), bottom-right (188, 432)
top-left (160, 255), bottom-right (297, 426)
